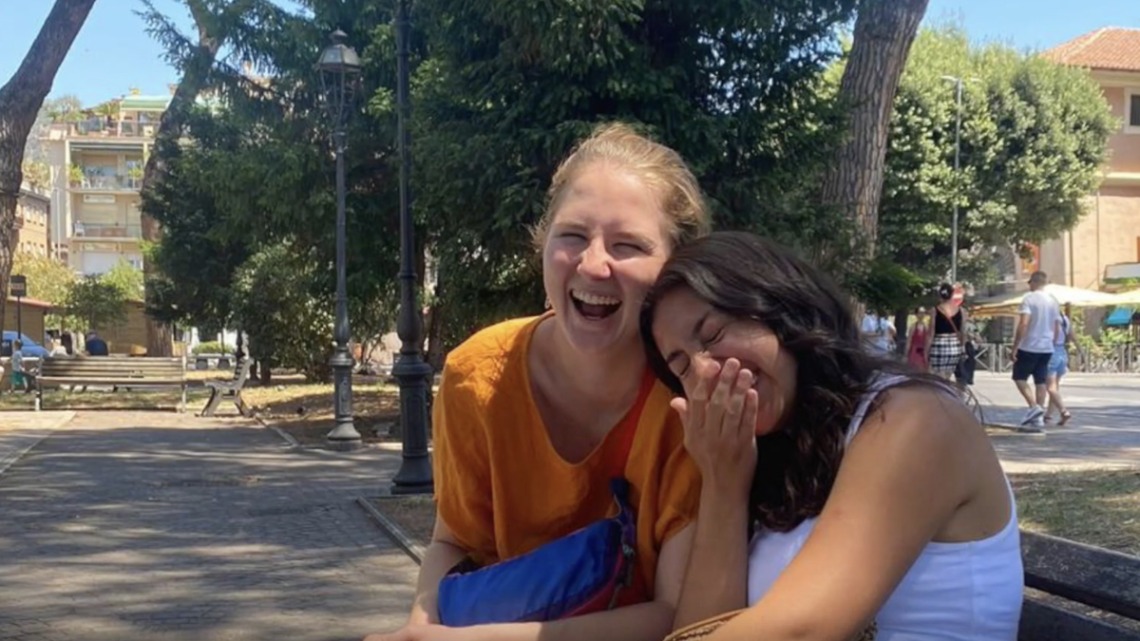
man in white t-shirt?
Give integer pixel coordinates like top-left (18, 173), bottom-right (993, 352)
top-left (861, 311), bottom-right (896, 357)
top-left (1011, 271), bottom-right (1061, 429)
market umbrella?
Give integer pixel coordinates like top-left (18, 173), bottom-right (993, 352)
top-left (1108, 289), bottom-right (1140, 306)
top-left (970, 284), bottom-right (1120, 317)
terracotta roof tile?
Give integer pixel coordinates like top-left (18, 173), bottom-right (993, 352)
top-left (1043, 27), bottom-right (1140, 72)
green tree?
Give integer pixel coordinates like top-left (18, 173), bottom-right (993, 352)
top-left (872, 26), bottom-right (1116, 311)
top-left (0, 0), bottom-right (96, 334)
top-left (101, 259), bottom-right (146, 301)
top-left (65, 276), bottom-right (128, 332)
top-left (10, 253), bottom-right (76, 306)
top-left (137, 0), bottom-right (294, 356)
top-left (144, 0), bottom-right (872, 365)
top-left (409, 0), bottom-right (860, 349)
top-left (229, 242), bottom-right (333, 382)
top-left (10, 253), bottom-right (79, 330)
top-left (142, 1), bottom-right (402, 363)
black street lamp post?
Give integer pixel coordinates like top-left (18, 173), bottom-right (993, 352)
top-left (317, 30), bottom-right (363, 450)
top-left (390, 0), bottom-right (434, 495)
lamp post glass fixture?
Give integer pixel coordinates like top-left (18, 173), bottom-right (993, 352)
top-left (317, 29), bottom-right (363, 448)
top-left (390, 0), bottom-right (435, 495)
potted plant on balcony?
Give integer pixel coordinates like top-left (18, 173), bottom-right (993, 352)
top-left (127, 165), bottom-right (144, 189)
top-left (68, 164), bottom-right (85, 187)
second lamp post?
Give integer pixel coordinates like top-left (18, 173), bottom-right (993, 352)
top-left (317, 29), bottom-right (363, 450)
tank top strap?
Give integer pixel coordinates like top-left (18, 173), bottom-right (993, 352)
top-left (843, 374), bottom-right (957, 446)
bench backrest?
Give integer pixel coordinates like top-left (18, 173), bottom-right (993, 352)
top-left (1019, 530), bottom-right (1140, 641)
top-left (232, 358), bottom-right (253, 386)
top-left (39, 356), bottom-right (186, 379)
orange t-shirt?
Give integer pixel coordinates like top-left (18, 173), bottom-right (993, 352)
top-left (432, 315), bottom-right (701, 602)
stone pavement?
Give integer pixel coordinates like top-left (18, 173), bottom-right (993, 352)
top-left (0, 412), bottom-right (74, 476)
top-left (969, 372), bottom-right (1140, 473)
top-left (0, 411), bottom-right (418, 641)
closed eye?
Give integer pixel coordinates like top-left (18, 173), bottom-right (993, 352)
top-left (700, 327), bottom-right (724, 349)
top-left (665, 352), bottom-right (690, 379)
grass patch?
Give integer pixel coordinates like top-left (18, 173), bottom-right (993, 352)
top-left (368, 495), bottom-right (436, 549)
top-left (1012, 468), bottom-right (1140, 556)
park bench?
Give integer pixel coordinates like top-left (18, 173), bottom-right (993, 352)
top-left (200, 357), bottom-right (254, 417)
top-left (35, 356), bottom-right (188, 411)
top-left (1019, 530), bottom-right (1140, 640)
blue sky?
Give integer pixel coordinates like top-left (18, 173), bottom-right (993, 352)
top-left (1, 0), bottom-right (1137, 107)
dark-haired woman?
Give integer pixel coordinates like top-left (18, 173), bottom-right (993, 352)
top-left (642, 232), bottom-right (1022, 641)
top-left (926, 284), bottom-right (967, 380)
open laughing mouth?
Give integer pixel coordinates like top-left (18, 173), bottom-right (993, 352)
top-left (570, 289), bottom-right (621, 321)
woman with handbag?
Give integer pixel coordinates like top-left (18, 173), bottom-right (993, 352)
top-left (926, 284), bottom-right (967, 381)
top-left (642, 233), bottom-right (1023, 641)
top-left (364, 123), bottom-right (710, 641)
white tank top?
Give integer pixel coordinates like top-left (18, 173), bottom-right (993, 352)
top-left (746, 375), bottom-right (1024, 640)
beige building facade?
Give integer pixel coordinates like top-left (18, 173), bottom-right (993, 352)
top-left (1040, 28), bottom-right (1140, 291)
top-left (42, 94), bottom-right (169, 275)
top-left (13, 185), bottom-right (51, 257)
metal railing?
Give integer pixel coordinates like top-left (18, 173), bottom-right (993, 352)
top-left (71, 172), bottom-right (142, 191)
top-left (72, 222), bottom-right (143, 239)
top-left (974, 343), bottom-right (1139, 374)
top-left (66, 119), bottom-right (156, 139)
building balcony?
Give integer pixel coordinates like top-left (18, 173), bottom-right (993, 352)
top-left (54, 118), bottom-right (157, 140)
top-left (69, 173), bottom-right (142, 192)
top-left (72, 222), bottom-right (143, 241)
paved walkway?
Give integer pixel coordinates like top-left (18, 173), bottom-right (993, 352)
top-left (970, 372), bottom-right (1140, 473)
top-left (1, 372), bottom-right (1136, 639)
top-left (0, 411), bottom-right (418, 641)
top-left (0, 411), bottom-right (74, 476)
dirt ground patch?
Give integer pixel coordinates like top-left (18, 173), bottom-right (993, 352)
top-left (368, 495), bottom-right (437, 549)
top-left (244, 375), bottom-right (411, 447)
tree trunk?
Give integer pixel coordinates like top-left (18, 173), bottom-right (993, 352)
top-left (0, 0), bottom-right (96, 328)
top-left (820, 0), bottom-right (929, 258)
top-left (141, 0), bottom-right (226, 357)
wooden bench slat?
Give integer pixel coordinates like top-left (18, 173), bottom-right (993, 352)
top-left (39, 370), bottom-right (184, 376)
top-left (41, 362), bottom-right (183, 367)
top-left (38, 378), bottom-right (186, 385)
top-left (33, 356), bottom-right (190, 412)
top-left (40, 366), bottom-right (184, 371)
top-left (1019, 597), bottom-right (1140, 641)
top-left (1022, 531), bottom-right (1140, 620)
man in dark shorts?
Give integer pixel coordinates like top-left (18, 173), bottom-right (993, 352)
top-left (1011, 271), bottom-right (1061, 430)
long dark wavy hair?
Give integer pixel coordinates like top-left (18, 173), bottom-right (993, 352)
top-left (640, 231), bottom-right (940, 532)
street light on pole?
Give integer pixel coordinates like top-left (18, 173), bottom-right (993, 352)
top-left (316, 29), bottom-right (364, 450)
top-left (390, 0), bottom-right (434, 495)
top-left (941, 74), bottom-right (977, 285)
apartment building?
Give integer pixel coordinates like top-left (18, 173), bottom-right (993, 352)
top-left (42, 94), bottom-right (170, 275)
top-left (1040, 27), bottom-right (1140, 291)
top-left (13, 183), bottom-right (51, 257)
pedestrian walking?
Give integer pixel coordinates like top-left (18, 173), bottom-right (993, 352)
top-left (1011, 271), bottom-right (1062, 429)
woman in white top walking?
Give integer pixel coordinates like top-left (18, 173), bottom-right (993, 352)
top-left (641, 232), bottom-right (1023, 641)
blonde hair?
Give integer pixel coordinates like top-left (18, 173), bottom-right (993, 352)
top-left (532, 122), bottom-right (710, 251)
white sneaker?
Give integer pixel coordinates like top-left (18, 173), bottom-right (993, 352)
top-left (1021, 405), bottom-right (1044, 425)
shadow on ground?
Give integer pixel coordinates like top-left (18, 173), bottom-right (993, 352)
top-left (0, 413), bottom-right (415, 641)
